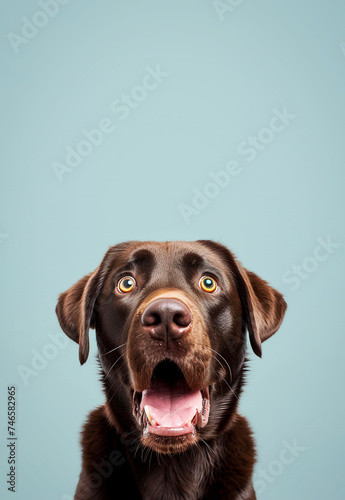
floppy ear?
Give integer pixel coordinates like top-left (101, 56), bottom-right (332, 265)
top-left (198, 240), bottom-right (287, 357)
top-left (55, 267), bottom-right (102, 365)
top-left (235, 266), bottom-right (287, 357)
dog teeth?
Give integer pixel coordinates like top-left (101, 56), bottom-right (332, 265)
top-left (144, 405), bottom-right (156, 426)
top-left (144, 405), bottom-right (151, 422)
top-left (191, 410), bottom-right (198, 426)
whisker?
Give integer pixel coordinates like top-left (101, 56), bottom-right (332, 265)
top-left (104, 350), bottom-right (142, 404)
top-left (222, 377), bottom-right (239, 400)
top-left (99, 342), bottom-right (127, 356)
top-left (209, 348), bottom-right (233, 385)
top-left (123, 429), bottom-right (139, 438)
top-left (104, 352), bottom-right (126, 381)
top-left (105, 364), bottom-right (125, 396)
top-left (107, 379), bottom-right (125, 405)
top-left (212, 355), bottom-right (238, 400)
top-left (213, 367), bottom-right (224, 397)
top-left (199, 437), bottom-right (216, 456)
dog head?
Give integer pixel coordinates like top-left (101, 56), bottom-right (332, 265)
top-left (56, 240), bottom-right (286, 454)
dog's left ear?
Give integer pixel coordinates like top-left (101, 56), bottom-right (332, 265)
top-left (235, 266), bottom-right (287, 358)
top-left (198, 240), bottom-right (287, 358)
top-left (55, 267), bottom-right (102, 365)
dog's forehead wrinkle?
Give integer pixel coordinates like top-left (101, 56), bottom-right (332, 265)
top-left (106, 240), bottom-right (227, 278)
top-left (121, 243), bottom-right (187, 278)
top-left (127, 248), bottom-right (155, 266)
top-left (103, 246), bottom-right (156, 280)
top-left (158, 245), bottom-right (220, 282)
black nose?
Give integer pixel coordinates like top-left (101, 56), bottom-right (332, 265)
top-left (141, 298), bottom-right (192, 342)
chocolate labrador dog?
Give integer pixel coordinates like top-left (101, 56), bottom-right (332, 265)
top-left (56, 240), bottom-right (286, 499)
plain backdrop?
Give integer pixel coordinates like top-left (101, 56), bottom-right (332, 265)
top-left (1, 1), bottom-right (344, 499)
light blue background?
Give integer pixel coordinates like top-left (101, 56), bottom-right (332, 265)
top-left (1, 1), bottom-right (344, 498)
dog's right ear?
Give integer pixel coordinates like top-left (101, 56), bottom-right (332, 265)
top-left (55, 268), bottom-right (101, 365)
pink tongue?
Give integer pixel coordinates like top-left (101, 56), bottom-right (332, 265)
top-left (141, 379), bottom-right (202, 428)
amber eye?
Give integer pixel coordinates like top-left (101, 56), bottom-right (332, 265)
top-left (199, 276), bottom-right (217, 293)
top-left (117, 276), bottom-right (135, 293)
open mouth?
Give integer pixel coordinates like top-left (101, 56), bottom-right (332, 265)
top-left (132, 360), bottom-right (210, 438)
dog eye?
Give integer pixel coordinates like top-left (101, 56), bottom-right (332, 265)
top-left (117, 276), bottom-right (136, 293)
top-left (199, 276), bottom-right (217, 293)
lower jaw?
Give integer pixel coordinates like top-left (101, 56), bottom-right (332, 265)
top-left (140, 429), bottom-right (197, 455)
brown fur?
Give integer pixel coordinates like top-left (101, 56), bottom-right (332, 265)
top-left (56, 240), bottom-right (287, 499)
